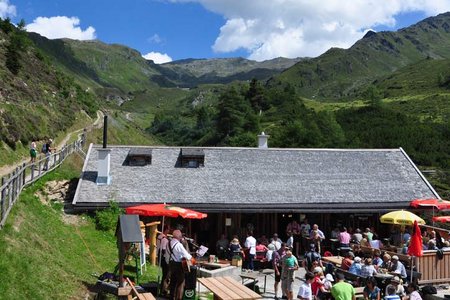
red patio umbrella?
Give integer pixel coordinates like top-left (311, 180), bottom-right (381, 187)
top-left (410, 198), bottom-right (450, 210)
top-left (432, 216), bottom-right (450, 223)
top-left (125, 203), bottom-right (207, 219)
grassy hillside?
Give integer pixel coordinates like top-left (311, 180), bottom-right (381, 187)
top-left (0, 19), bottom-right (100, 150)
top-left (273, 12), bottom-right (450, 100)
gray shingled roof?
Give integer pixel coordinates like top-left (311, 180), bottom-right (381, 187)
top-left (72, 145), bottom-right (439, 213)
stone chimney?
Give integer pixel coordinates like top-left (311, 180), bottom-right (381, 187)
top-left (258, 132), bottom-right (269, 149)
top-left (96, 116), bottom-right (111, 185)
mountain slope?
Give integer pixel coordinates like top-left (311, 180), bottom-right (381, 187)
top-left (0, 20), bottom-right (99, 149)
top-left (274, 12), bottom-right (450, 100)
top-left (152, 57), bottom-right (303, 87)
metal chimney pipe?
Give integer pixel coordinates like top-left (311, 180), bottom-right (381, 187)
top-left (102, 115), bottom-right (108, 149)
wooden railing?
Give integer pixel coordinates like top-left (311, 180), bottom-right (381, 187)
top-left (417, 249), bottom-right (450, 284)
top-left (0, 135), bottom-right (86, 228)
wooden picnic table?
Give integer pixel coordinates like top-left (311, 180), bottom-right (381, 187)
top-left (322, 256), bottom-right (344, 267)
top-left (198, 276), bottom-right (261, 300)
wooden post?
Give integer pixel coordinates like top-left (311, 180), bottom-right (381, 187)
top-left (1, 177), bottom-right (5, 221)
top-left (38, 160), bottom-right (42, 176)
top-left (146, 221), bottom-right (161, 265)
top-left (22, 163), bottom-right (26, 187)
top-left (31, 162), bottom-right (35, 181)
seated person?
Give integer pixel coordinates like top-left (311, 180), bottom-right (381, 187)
top-left (255, 240), bottom-right (268, 260)
top-left (385, 276), bottom-right (405, 299)
top-left (229, 237), bottom-right (243, 259)
top-left (389, 256), bottom-right (407, 280)
top-left (349, 256), bottom-right (362, 275)
top-left (341, 251), bottom-right (355, 271)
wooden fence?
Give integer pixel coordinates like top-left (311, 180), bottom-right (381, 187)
top-left (0, 136), bottom-right (85, 228)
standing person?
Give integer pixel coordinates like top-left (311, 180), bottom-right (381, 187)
top-left (331, 272), bottom-right (356, 300)
top-left (297, 272), bottom-right (315, 300)
top-left (339, 227), bottom-right (351, 248)
top-left (168, 229), bottom-right (192, 300)
top-left (365, 228), bottom-right (374, 242)
top-left (286, 219), bottom-right (301, 256)
top-left (281, 250), bottom-right (298, 300)
top-left (30, 140), bottom-right (37, 163)
top-left (286, 231), bottom-right (294, 250)
top-left (216, 233), bottom-right (229, 259)
top-left (310, 224), bottom-right (325, 254)
top-left (301, 219), bottom-right (311, 252)
top-left (303, 244), bottom-right (323, 272)
top-left (271, 243), bottom-right (283, 300)
top-left (271, 233), bottom-right (282, 251)
top-left (244, 231), bottom-right (256, 271)
top-left (42, 138), bottom-right (55, 171)
top-left (157, 226), bottom-right (170, 296)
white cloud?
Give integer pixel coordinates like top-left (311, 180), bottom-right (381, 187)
top-left (0, 0), bottom-right (16, 19)
top-left (168, 0), bottom-right (450, 60)
top-left (148, 33), bottom-right (164, 44)
top-left (25, 16), bottom-right (96, 40)
top-left (142, 51), bottom-right (173, 64)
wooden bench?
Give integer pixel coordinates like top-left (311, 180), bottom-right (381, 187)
top-left (198, 276), bottom-right (262, 300)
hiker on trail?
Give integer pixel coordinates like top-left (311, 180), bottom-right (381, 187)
top-left (42, 139), bottom-right (55, 171)
top-left (30, 141), bottom-right (37, 163)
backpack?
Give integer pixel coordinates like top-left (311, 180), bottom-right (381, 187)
top-left (41, 144), bottom-right (47, 153)
top-left (305, 251), bottom-right (320, 269)
top-left (421, 285), bottom-right (437, 295)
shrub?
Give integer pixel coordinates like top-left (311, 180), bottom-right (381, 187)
top-left (95, 200), bottom-right (123, 231)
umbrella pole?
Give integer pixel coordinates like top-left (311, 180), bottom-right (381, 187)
top-left (411, 256), bottom-right (414, 283)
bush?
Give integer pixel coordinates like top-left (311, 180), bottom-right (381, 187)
top-left (95, 200), bottom-right (123, 231)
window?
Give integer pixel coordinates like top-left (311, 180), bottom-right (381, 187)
top-left (126, 148), bottom-right (152, 166)
top-left (180, 148), bottom-right (204, 168)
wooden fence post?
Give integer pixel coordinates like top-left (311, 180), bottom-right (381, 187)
top-left (38, 160), bottom-right (42, 176)
top-left (31, 162), bottom-right (35, 181)
top-left (22, 163), bottom-right (26, 189)
top-left (1, 177), bottom-right (5, 222)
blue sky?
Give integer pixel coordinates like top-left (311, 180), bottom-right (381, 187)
top-left (1, 0), bottom-right (450, 63)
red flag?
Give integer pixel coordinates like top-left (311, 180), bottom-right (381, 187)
top-left (407, 220), bottom-right (423, 257)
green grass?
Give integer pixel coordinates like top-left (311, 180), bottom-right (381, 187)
top-left (0, 156), bottom-right (158, 299)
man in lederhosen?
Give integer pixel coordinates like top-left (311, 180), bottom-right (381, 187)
top-left (168, 229), bottom-right (192, 300)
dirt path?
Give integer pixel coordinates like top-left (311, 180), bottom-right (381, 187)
top-left (0, 111), bottom-right (104, 178)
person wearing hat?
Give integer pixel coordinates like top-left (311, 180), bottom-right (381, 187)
top-left (331, 272), bottom-right (356, 300)
top-left (229, 236), bottom-right (242, 260)
top-left (385, 276), bottom-right (406, 299)
top-left (388, 255), bottom-right (407, 280)
top-left (317, 273), bottom-right (334, 300)
top-left (349, 256), bottom-right (362, 275)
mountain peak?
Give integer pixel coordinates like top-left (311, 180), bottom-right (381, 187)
top-left (363, 30), bottom-right (377, 39)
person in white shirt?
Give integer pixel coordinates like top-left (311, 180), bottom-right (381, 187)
top-left (271, 233), bottom-right (282, 250)
top-left (168, 229), bottom-right (192, 300)
top-left (244, 231), bottom-right (257, 270)
top-left (297, 272), bottom-right (314, 300)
